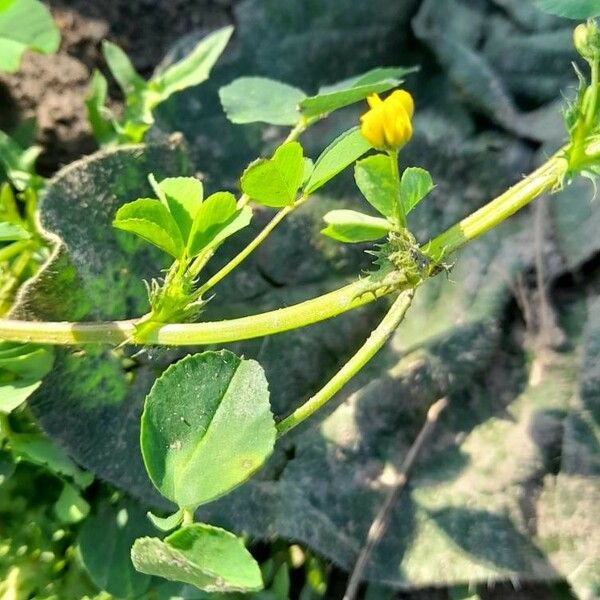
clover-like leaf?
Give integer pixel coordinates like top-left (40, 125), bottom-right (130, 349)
top-left (0, 0), bottom-right (60, 73)
top-left (305, 127), bottom-right (372, 194)
top-left (113, 198), bottom-right (185, 258)
top-left (141, 350), bottom-right (276, 511)
top-left (400, 167), bottom-right (434, 215)
top-left (321, 209), bottom-right (393, 243)
top-left (151, 176), bottom-right (204, 241)
top-left (187, 192), bottom-right (251, 257)
top-left (354, 153), bottom-right (397, 219)
top-left (131, 523), bottom-right (263, 593)
top-left (241, 142), bottom-right (305, 207)
top-left (151, 26), bottom-right (234, 104)
top-left (299, 66), bottom-right (415, 118)
top-left (219, 77), bottom-right (307, 125)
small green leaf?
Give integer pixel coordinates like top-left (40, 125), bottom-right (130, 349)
top-left (241, 142), bottom-right (305, 207)
top-left (219, 76), bottom-right (307, 125)
top-left (102, 40), bottom-right (146, 95)
top-left (148, 508), bottom-right (184, 533)
top-left (187, 191), bottom-right (238, 256)
top-left (113, 198), bottom-right (185, 258)
top-left (10, 433), bottom-right (93, 488)
top-left (533, 0), bottom-right (600, 18)
top-left (151, 26), bottom-right (234, 103)
top-left (141, 350), bottom-right (276, 511)
top-left (299, 66), bottom-right (415, 118)
top-left (0, 451), bottom-right (15, 485)
top-left (0, 0), bottom-right (60, 73)
top-left (54, 482), bottom-right (90, 524)
top-left (0, 222), bottom-right (30, 241)
top-left (131, 523), bottom-right (263, 592)
top-left (0, 380), bottom-right (43, 413)
top-left (354, 154), bottom-right (397, 219)
top-left (0, 128), bottom-right (41, 190)
top-left (305, 127), bottom-right (372, 194)
top-left (78, 499), bottom-right (153, 598)
top-left (154, 176), bottom-right (204, 241)
top-left (85, 70), bottom-right (117, 146)
top-left (400, 167), bottom-right (434, 214)
top-left (321, 209), bottom-right (393, 243)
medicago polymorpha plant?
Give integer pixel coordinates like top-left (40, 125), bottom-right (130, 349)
top-left (2, 4), bottom-right (600, 595)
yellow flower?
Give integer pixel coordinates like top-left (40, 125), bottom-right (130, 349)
top-left (360, 90), bottom-right (414, 150)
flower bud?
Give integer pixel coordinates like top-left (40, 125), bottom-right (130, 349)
top-left (574, 20), bottom-right (600, 62)
top-left (360, 90), bottom-right (414, 151)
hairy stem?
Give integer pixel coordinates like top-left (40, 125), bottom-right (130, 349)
top-left (0, 148), bottom-right (569, 346)
top-left (275, 289), bottom-right (414, 436)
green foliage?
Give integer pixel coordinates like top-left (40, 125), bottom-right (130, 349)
top-left (400, 167), bottom-right (434, 214)
top-left (87, 26), bottom-right (233, 145)
top-left (298, 67), bottom-right (414, 118)
top-left (321, 209), bottom-right (393, 243)
top-left (78, 498), bottom-right (154, 598)
top-left (0, 221), bottom-right (30, 241)
top-left (0, 342), bottom-right (53, 413)
top-left (132, 524), bottom-right (263, 593)
top-left (0, 0), bottom-right (59, 73)
top-left (304, 127), bottom-right (372, 194)
top-left (0, 129), bottom-right (42, 191)
top-left (219, 77), bottom-right (308, 125)
top-left (141, 350), bottom-right (276, 511)
top-left (54, 481), bottom-right (90, 524)
top-left (354, 154), bottom-right (397, 219)
top-left (534, 0), bottom-right (600, 18)
top-left (148, 508), bottom-right (184, 533)
top-left (241, 142), bottom-right (306, 207)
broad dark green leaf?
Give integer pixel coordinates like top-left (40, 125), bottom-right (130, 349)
top-left (354, 154), bottom-right (397, 219)
top-left (153, 176), bottom-right (204, 241)
top-left (304, 127), bottom-right (372, 194)
top-left (113, 198), bottom-right (185, 258)
top-left (400, 167), bottom-right (434, 214)
top-left (533, 0), bottom-right (600, 18)
top-left (141, 350), bottom-right (276, 510)
top-left (241, 142), bottom-right (305, 207)
top-left (299, 66), bottom-right (414, 118)
top-left (321, 209), bottom-right (393, 243)
top-left (0, 0), bottom-right (60, 72)
top-left (187, 192), bottom-right (249, 256)
top-left (54, 481), bottom-right (90, 524)
top-left (219, 77), bottom-right (307, 125)
top-left (131, 523), bottom-right (263, 592)
top-left (102, 40), bottom-right (146, 96)
top-left (148, 508), bottom-right (184, 533)
top-left (78, 499), bottom-right (153, 598)
top-left (152, 26), bottom-right (234, 103)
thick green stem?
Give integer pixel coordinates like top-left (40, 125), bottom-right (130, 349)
top-left (0, 148), bottom-right (570, 346)
top-left (276, 290), bottom-right (414, 436)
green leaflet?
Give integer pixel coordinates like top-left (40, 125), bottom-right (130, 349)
top-left (299, 66), bottom-right (415, 118)
top-left (220, 77), bottom-right (307, 125)
top-left (141, 350), bottom-right (276, 511)
top-left (0, 0), bottom-right (59, 73)
top-left (113, 198), bottom-right (185, 259)
top-left (131, 523), bottom-right (263, 593)
top-left (241, 142), bottom-right (305, 207)
top-left (354, 154), bottom-right (397, 219)
top-left (147, 508), bottom-right (184, 533)
top-left (85, 71), bottom-right (116, 146)
top-left (102, 41), bottom-right (146, 96)
top-left (0, 222), bottom-right (30, 241)
top-left (321, 209), bottom-right (393, 243)
top-left (400, 167), bottom-right (434, 214)
top-left (0, 342), bottom-right (53, 413)
top-left (53, 481), bottom-right (90, 525)
top-left (305, 127), bottom-right (372, 194)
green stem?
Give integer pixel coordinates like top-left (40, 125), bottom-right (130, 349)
top-left (586, 57), bottom-right (599, 128)
top-left (0, 240), bottom-right (34, 263)
top-left (276, 289), bottom-right (414, 436)
top-left (0, 412), bottom-right (11, 440)
top-left (389, 149), bottom-right (405, 227)
top-left (182, 508), bottom-right (194, 526)
top-left (194, 196), bottom-right (308, 298)
top-left (0, 148), bottom-right (569, 346)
